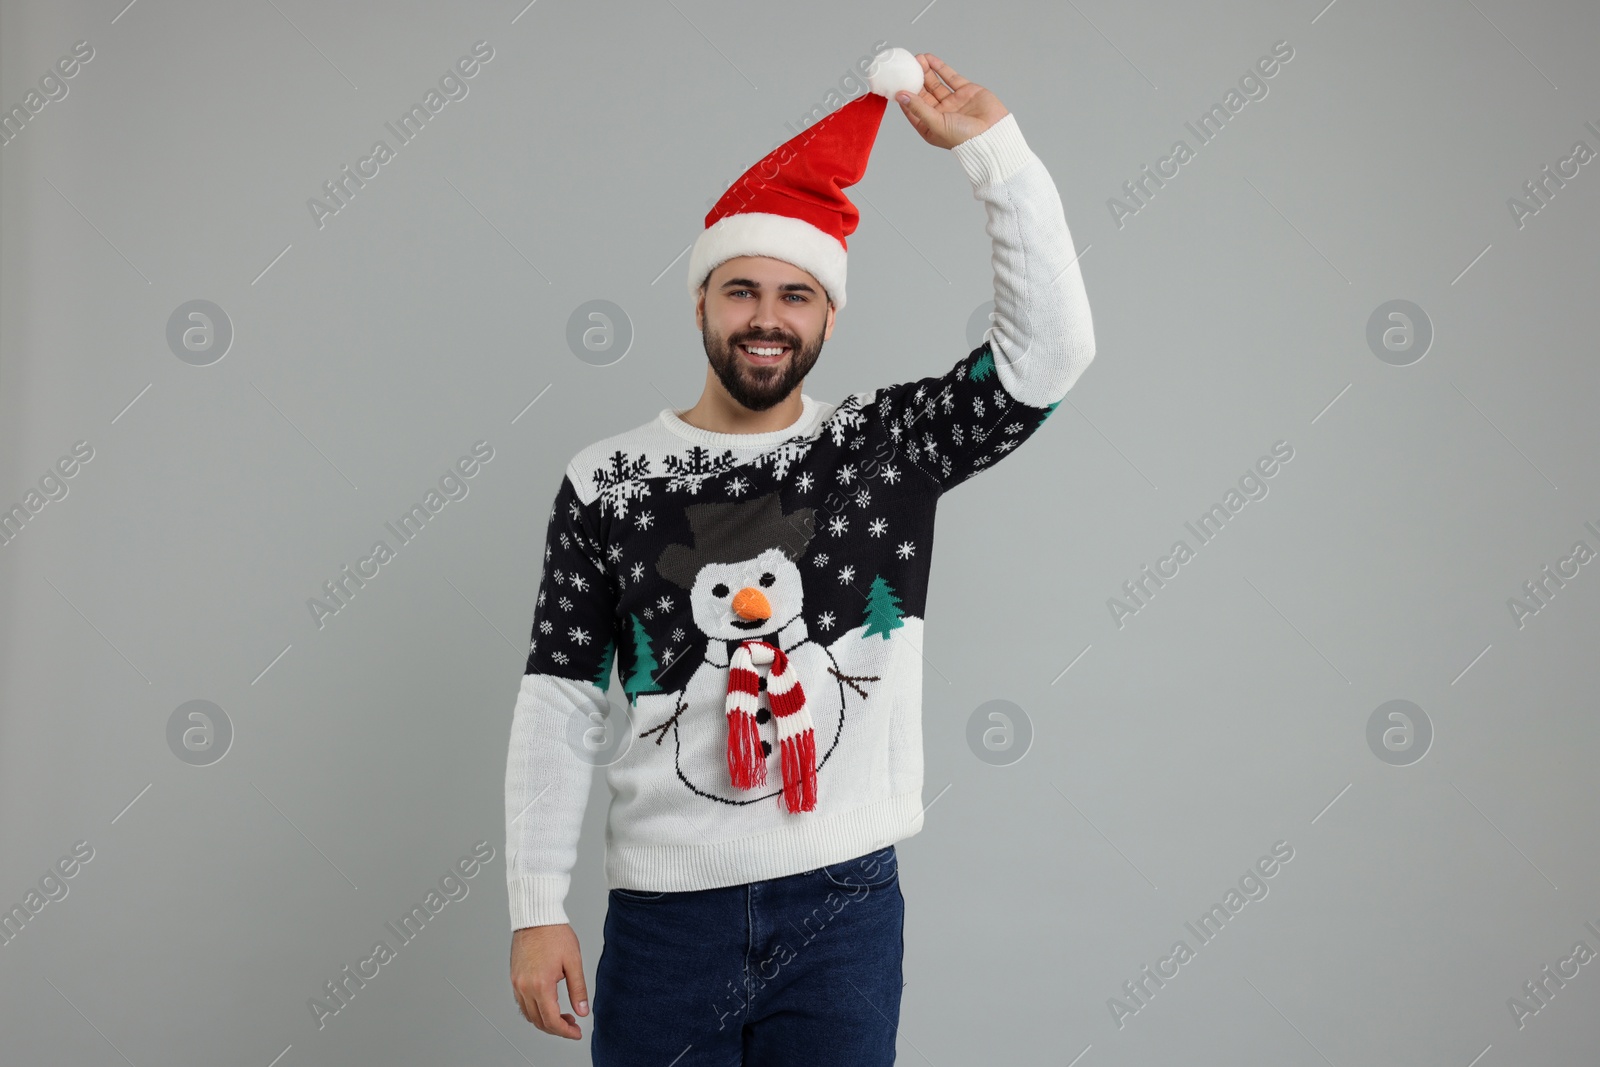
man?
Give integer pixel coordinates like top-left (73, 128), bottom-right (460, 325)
top-left (506, 47), bottom-right (1095, 1065)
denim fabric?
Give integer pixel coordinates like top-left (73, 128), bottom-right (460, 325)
top-left (591, 845), bottom-right (904, 1066)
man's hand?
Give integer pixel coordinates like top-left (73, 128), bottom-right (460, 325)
top-left (511, 923), bottom-right (589, 1040)
top-left (894, 53), bottom-right (1010, 150)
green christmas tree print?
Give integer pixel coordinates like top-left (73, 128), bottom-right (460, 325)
top-left (861, 574), bottom-right (906, 640)
top-left (968, 344), bottom-right (996, 382)
top-left (592, 637), bottom-right (615, 690)
top-left (622, 614), bottom-right (663, 703)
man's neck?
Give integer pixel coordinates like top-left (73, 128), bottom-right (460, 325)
top-left (675, 378), bottom-right (806, 436)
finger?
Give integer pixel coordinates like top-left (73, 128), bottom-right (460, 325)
top-left (564, 955), bottom-right (590, 1018)
top-left (516, 981), bottom-right (548, 1031)
top-left (539, 985), bottom-right (580, 1039)
top-left (927, 55), bottom-right (970, 90)
top-left (922, 64), bottom-right (952, 102)
top-left (895, 90), bottom-right (938, 133)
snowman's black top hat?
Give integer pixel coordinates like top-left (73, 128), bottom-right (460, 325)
top-left (656, 491), bottom-right (816, 589)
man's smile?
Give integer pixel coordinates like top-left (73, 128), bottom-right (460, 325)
top-left (738, 342), bottom-right (791, 365)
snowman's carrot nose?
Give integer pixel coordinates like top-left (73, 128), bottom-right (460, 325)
top-left (731, 587), bottom-right (771, 621)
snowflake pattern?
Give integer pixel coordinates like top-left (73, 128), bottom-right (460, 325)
top-left (663, 445), bottom-right (737, 495)
top-left (820, 394), bottom-right (868, 446)
top-left (817, 611), bottom-right (836, 631)
top-left (868, 518), bottom-right (888, 537)
top-left (593, 450), bottom-right (652, 519)
top-left (896, 541), bottom-right (916, 560)
top-left (747, 436), bottom-right (817, 481)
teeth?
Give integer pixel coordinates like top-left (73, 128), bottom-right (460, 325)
top-left (742, 344), bottom-right (786, 356)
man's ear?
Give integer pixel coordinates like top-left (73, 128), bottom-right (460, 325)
top-left (695, 285), bottom-right (706, 331)
top-left (823, 300), bottom-right (836, 342)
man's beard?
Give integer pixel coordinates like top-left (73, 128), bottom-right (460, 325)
top-left (702, 318), bottom-right (825, 413)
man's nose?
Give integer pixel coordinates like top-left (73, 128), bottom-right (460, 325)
top-left (750, 294), bottom-right (784, 327)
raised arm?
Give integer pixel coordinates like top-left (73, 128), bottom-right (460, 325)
top-left (877, 55), bottom-right (1096, 493)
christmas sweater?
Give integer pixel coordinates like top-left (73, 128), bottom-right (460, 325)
top-left (505, 113), bottom-right (1096, 929)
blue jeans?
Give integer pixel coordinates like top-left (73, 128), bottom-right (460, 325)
top-left (591, 845), bottom-right (904, 1066)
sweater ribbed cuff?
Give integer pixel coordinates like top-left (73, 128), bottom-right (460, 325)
top-left (508, 873), bottom-right (573, 930)
top-left (951, 112), bottom-right (1035, 188)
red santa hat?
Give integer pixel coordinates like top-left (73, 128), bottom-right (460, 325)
top-left (687, 46), bottom-right (926, 312)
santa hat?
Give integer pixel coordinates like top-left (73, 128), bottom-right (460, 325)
top-left (687, 46), bottom-right (926, 312)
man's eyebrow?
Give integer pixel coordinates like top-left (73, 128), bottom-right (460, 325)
top-left (718, 277), bottom-right (818, 294)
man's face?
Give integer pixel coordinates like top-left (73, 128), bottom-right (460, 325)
top-left (697, 256), bottom-right (835, 412)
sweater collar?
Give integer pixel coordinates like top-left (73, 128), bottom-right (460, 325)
top-left (658, 394), bottom-right (825, 449)
top-left (705, 613), bottom-right (810, 668)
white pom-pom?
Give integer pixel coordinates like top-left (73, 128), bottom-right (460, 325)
top-left (866, 46), bottom-right (924, 101)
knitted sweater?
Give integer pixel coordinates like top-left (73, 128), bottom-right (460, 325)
top-left (505, 113), bottom-right (1095, 930)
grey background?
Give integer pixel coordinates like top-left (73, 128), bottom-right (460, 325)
top-left (2, 0), bottom-right (1597, 1064)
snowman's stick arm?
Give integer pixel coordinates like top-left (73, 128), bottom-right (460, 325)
top-left (638, 695), bottom-right (689, 745)
top-left (827, 665), bottom-right (881, 702)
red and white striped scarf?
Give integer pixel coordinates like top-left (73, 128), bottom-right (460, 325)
top-left (725, 639), bottom-right (816, 813)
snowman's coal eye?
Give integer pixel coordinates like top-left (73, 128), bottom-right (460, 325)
top-left (758, 572), bottom-right (776, 587)
top-left (712, 583), bottom-right (729, 598)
